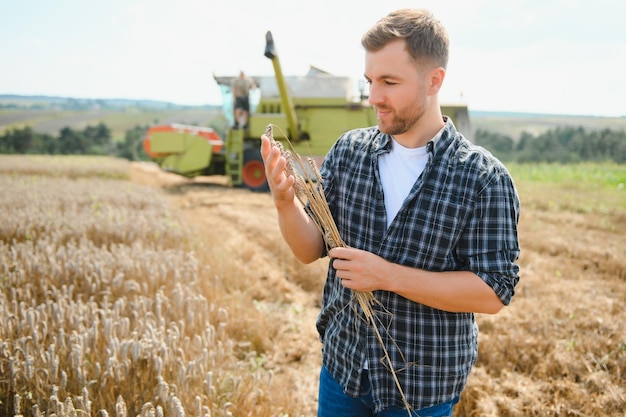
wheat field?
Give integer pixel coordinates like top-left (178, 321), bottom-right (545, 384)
top-left (0, 155), bottom-right (319, 417)
top-left (1, 155), bottom-right (624, 416)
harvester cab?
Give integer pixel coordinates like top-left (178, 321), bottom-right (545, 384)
top-left (144, 31), bottom-right (471, 192)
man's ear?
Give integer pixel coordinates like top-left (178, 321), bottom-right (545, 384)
top-left (428, 67), bottom-right (446, 95)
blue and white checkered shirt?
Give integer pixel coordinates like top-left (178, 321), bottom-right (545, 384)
top-left (316, 117), bottom-right (521, 413)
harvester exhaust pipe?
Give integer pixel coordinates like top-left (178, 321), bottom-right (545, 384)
top-left (264, 31), bottom-right (299, 141)
top-left (264, 31), bottom-right (277, 60)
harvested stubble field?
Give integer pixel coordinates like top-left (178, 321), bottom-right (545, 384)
top-left (1, 155), bottom-right (624, 417)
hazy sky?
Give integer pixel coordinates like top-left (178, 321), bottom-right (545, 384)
top-left (2, 0), bottom-right (625, 116)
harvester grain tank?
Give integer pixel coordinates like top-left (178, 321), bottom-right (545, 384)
top-left (144, 31), bottom-right (471, 191)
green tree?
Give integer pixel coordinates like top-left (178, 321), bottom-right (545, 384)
top-left (58, 127), bottom-right (87, 154)
top-left (0, 127), bottom-right (34, 153)
top-left (475, 129), bottom-right (515, 160)
top-left (117, 125), bottom-right (149, 161)
top-left (83, 123), bottom-right (113, 154)
top-left (27, 131), bottom-right (57, 154)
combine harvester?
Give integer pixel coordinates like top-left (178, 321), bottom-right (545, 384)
top-left (144, 31), bottom-right (471, 191)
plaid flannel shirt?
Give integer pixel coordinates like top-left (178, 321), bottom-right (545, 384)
top-left (316, 117), bottom-right (521, 413)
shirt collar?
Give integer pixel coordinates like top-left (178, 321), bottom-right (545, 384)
top-left (429, 116), bottom-right (457, 156)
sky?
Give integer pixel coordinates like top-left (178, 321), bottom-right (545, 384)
top-left (1, 0), bottom-right (625, 117)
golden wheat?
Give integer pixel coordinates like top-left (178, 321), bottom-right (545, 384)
top-left (0, 158), bottom-right (305, 417)
top-left (0, 154), bottom-right (129, 179)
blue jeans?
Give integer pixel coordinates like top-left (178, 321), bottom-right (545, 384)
top-left (318, 366), bottom-right (459, 417)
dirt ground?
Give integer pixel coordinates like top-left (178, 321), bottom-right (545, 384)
top-left (129, 162), bottom-right (625, 416)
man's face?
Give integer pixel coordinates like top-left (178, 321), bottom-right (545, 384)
top-left (364, 39), bottom-right (430, 137)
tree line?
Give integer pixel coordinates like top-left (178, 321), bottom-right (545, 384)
top-left (0, 123), bottom-right (149, 160)
top-left (475, 126), bottom-right (626, 163)
top-left (1, 123), bottom-right (625, 164)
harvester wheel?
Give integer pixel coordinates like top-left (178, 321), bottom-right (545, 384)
top-left (242, 149), bottom-right (269, 192)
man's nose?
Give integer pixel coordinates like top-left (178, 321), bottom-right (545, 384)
top-left (367, 84), bottom-right (383, 106)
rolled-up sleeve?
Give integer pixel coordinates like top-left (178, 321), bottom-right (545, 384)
top-left (463, 167), bottom-right (521, 305)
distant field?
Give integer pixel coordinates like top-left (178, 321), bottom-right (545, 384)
top-left (470, 111), bottom-right (626, 139)
top-left (0, 107), bottom-right (224, 141)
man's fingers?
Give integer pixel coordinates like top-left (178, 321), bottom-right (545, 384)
top-left (329, 247), bottom-right (351, 260)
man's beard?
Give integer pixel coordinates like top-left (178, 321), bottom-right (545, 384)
top-left (377, 102), bottom-right (426, 136)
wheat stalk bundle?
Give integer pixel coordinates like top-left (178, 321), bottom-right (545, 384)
top-left (264, 124), bottom-right (411, 415)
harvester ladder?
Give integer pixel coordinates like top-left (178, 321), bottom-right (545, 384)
top-left (226, 129), bottom-right (244, 186)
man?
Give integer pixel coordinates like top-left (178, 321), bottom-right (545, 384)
top-left (260, 8), bottom-right (520, 417)
top-left (231, 70), bottom-right (256, 129)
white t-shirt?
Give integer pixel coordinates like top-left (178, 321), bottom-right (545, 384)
top-left (378, 138), bottom-right (429, 228)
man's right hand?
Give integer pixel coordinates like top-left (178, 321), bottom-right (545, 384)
top-left (260, 134), bottom-right (326, 263)
top-left (260, 134), bottom-right (296, 209)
